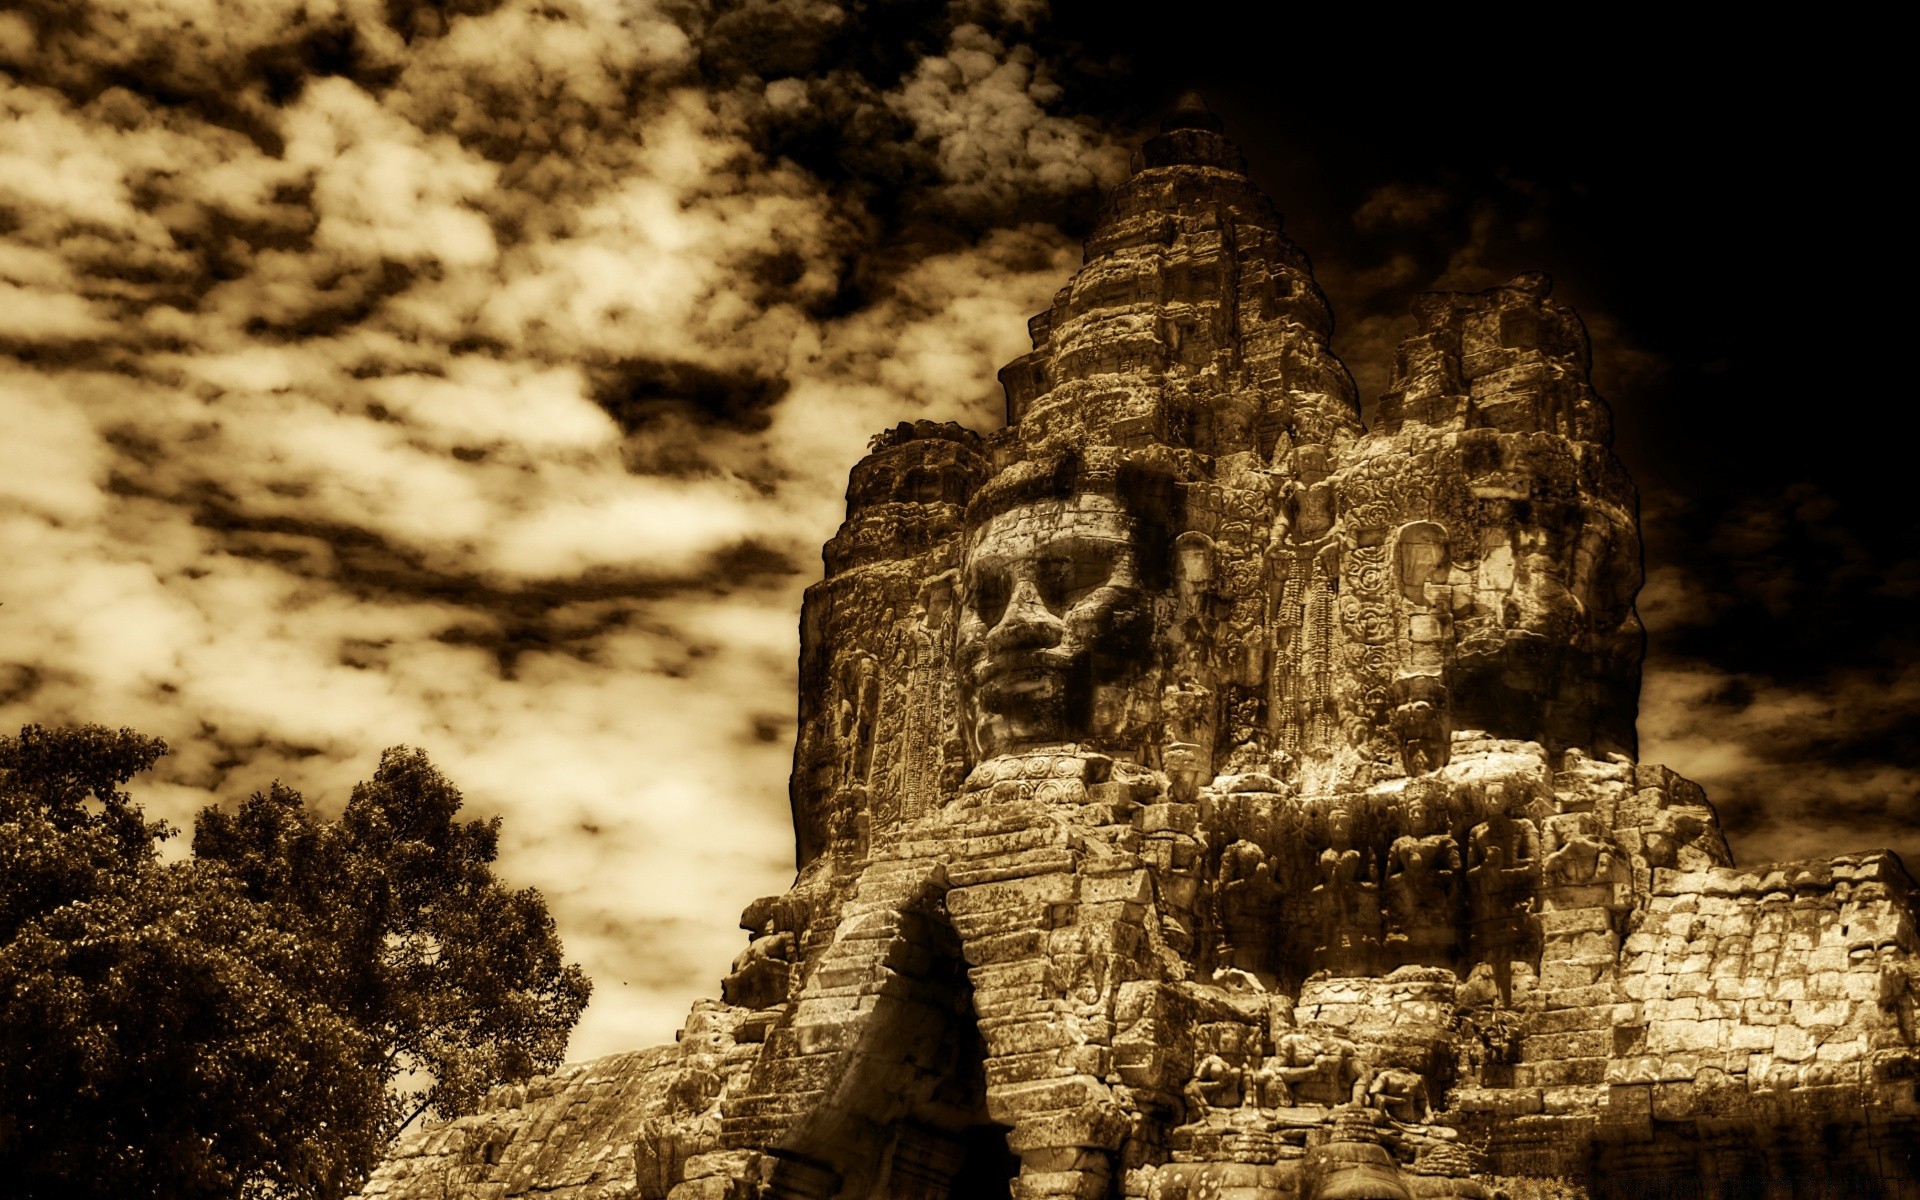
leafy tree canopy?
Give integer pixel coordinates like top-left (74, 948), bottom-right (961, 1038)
top-left (0, 724), bottom-right (168, 945)
top-left (196, 748), bottom-right (593, 1126)
top-left (0, 726), bottom-right (591, 1200)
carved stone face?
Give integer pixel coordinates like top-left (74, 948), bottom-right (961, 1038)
top-left (958, 494), bottom-right (1149, 760)
top-left (1328, 808), bottom-right (1354, 849)
top-left (1404, 793), bottom-right (1428, 837)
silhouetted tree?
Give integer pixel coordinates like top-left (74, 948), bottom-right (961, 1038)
top-left (197, 747), bottom-right (593, 1129)
top-left (0, 726), bottom-right (590, 1200)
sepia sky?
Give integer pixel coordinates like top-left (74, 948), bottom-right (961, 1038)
top-left (1, 4), bottom-right (1910, 1060)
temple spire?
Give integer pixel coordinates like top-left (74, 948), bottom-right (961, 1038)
top-left (1161, 89), bottom-right (1224, 133)
top-left (993, 90), bottom-right (1354, 449)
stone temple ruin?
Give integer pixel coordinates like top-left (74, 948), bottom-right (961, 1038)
top-left (361, 98), bottom-right (1920, 1199)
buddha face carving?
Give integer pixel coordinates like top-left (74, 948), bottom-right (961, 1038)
top-left (1327, 806), bottom-right (1355, 851)
top-left (957, 493), bottom-right (1151, 760)
top-left (1403, 793), bottom-right (1429, 838)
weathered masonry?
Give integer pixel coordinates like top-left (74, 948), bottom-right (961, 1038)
top-left (360, 96), bottom-right (1920, 1200)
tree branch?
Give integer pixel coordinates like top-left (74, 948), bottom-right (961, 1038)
top-left (396, 1095), bottom-right (434, 1136)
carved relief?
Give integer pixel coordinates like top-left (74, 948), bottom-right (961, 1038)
top-left (1466, 814), bottom-right (1541, 1002)
top-left (1384, 793), bottom-right (1462, 968)
top-left (1313, 803), bottom-right (1383, 976)
top-left (1215, 839), bottom-right (1282, 979)
top-left (957, 488), bottom-right (1155, 762)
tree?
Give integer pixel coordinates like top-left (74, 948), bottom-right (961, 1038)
top-left (0, 726), bottom-right (591, 1200)
top-left (196, 747), bottom-right (593, 1129)
top-left (0, 724), bottom-right (169, 944)
top-left (0, 863), bottom-right (385, 1200)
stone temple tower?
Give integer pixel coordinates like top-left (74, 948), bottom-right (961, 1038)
top-left (362, 98), bottom-right (1920, 1200)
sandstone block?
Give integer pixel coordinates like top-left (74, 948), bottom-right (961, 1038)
top-left (1542, 1085), bottom-right (1610, 1115)
top-left (1522, 1030), bottom-right (1612, 1060)
top-left (1605, 1057), bottom-right (1659, 1086)
top-left (1134, 804), bottom-right (1198, 834)
top-left (949, 874), bottom-right (1080, 916)
top-left (1517, 1058), bottom-right (1608, 1088)
top-left (1793, 999), bottom-right (1851, 1028)
top-left (989, 1074), bottom-right (1111, 1121)
top-left (1774, 1025), bottom-right (1817, 1063)
top-left (968, 928), bottom-right (1051, 966)
top-left (1541, 984), bottom-right (1618, 1009)
top-left (1808, 946), bottom-right (1849, 973)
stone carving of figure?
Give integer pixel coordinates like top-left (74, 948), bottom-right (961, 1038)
top-left (1262, 1001), bottom-right (1367, 1109)
top-left (1366, 1066), bottom-right (1429, 1124)
top-left (1542, 811), bottom-right (1615, 887)
top-left (1162, 742), bottom-right (1208, 804)
top-left (1468, 815), bottom-right (1540, 903)
top-left (1160, 677), bottom-right (1214, 801)
top-left (1216, 839), bottom-right (1282, 979)
top-left (1267, 1027), bottom-right (1319, 1107)
top-left (825, 806), bottom-right (866, 861)
top-left (1313, 804), bottom-right (1381, 975)
top-left (721, 896), bottom-right (803, 1011)
top-left (1242, 1054), bottom-right (1285, 1111)
top-left (1456, 960), bottom-right (1500, 1010)
top-left (955, 458), bottom-right (1177, 763)
top-left (1390, 674), bottom-right (1450, 776)
top-left (1466, 814), bottom-right (1541, 1003)
top-left (835, 655), bottom-right (878, 789)
top-left (1183, 1051), bottom-right (1243, 1122)
top-left (1393, 699), bottom-right (1444, 775)
top-left (1385, 793), bottom-right (1462, 968)
top-left (1270, 1027), bottom-right (1366, 1108)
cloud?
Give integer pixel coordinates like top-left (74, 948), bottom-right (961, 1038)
top-left (1639, 658), bottom-right (1920, 870)
top-left (0, 0), bottom-right (1128, 1062)
top-left (887, 23), bottom-right (1123, 219)
top-left (1635, 563), bottom-right (1726, 635)
top-left (1353, 182), bottom-right (1451, 231)
top-left (1579, 314), bottom-right (1667, 401)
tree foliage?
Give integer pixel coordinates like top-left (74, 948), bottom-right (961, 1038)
top-left (196, 747), bottom-right (593, 1127)
top-left (0, 726), bottom-right (591, 1200)
top-left (0, 724), bottom-right (169, 945)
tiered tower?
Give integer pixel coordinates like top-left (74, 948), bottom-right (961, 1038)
top-left (360, 98), bottom-right (1920, 1200)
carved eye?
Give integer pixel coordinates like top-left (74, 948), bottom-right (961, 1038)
top-left (971, 572), bottom-right (1009, 626)
top-left (1034, 553), bottom-right (1109, 611)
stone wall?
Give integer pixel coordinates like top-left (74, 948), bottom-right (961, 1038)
top-left (360, 1005), bottom-right (761, 1200)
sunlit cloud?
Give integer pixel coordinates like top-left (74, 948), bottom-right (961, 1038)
top-left (0, 0), bottom-right (1128, 1060)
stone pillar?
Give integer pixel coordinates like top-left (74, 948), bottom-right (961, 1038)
top-left (941, 799), bottom-right (1153, 1200)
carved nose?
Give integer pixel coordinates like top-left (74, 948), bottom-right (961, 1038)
top-left (986, 579), bottom-right (1061, 653)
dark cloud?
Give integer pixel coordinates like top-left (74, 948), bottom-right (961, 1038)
top-left (699, 0), bottom-right (866, 81)
top-left (587, 358), bottom-right (790, 435)
top-left (1643, 484), bottom-right (1913, 680)
top-left (1353, 182), bottom-right (1451, 232)
top-left (749, 712), bottom-right (789, 743)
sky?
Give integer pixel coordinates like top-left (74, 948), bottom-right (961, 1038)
top-left (1, 4), bottom-right (1911, 1061)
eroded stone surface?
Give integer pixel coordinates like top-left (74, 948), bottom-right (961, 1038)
top-left (358, 98), bottom-right (1920, 1200)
